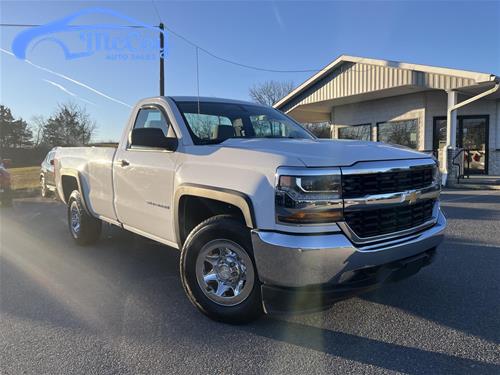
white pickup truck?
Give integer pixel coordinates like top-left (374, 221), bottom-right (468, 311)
top-left (54, 96), bottom-right (446, 323)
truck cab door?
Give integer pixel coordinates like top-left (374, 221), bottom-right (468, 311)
top-left (113, 105), bottom-right (177, 244)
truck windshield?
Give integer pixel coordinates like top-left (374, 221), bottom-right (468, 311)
top-left (175, 101), bottom-right (314, 145)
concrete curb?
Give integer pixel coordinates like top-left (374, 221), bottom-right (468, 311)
top-left (446, 183), bottom-right (500, 191)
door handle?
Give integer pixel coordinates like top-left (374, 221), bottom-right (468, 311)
top-left (120, 159), bottom-right (130, 167)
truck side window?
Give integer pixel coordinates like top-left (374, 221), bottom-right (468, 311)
top-left (133, 108), bottom-right (170, 137)
top-left (250, 115), bottom-right (287, 137)
top-left (183, 113), bottom-right (234, 140)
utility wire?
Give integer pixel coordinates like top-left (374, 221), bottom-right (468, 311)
top-left (0, 16), bottom-right (321, 73)
top-left (161, 23), bottom-right (320, 73)
top-left (0, 23), bottom-right (149, 28)
top-left (196, 47), bottom-right (201, 114)
top-left (149, 0), bottom-right (319, 73)
top-left (150, 0), bottom-right (163, 24)
top-left (0, 20), bottom-right (376, 74)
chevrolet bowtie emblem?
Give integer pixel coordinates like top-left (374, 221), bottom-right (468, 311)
top-left (406, 191), bottom-right (420, 205)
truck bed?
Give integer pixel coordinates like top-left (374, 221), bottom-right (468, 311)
top-left (55, 146), bottom-right (118, 221)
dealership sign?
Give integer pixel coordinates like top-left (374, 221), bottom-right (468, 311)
top-left (11, 7), bottom-right (166, 61)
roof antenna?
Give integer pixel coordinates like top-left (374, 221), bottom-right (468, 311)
top-left (196, 46), bottom-right (200, 115)
top-left (159, 22), bottom-right (165, 96)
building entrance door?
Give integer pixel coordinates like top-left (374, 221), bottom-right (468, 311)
top-left (433, 115), bottom-right (489, 175)
top-left (458, 116), bottom-right (489, 175)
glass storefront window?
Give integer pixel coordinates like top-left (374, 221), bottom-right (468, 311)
top-left (377, 119), bottom-right (418, 149)
top-left (433, 118), bottom-right (447, 151)
top-left (337, 124), bottom-right (371, 141)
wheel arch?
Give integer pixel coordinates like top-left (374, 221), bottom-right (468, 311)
top-left (174, 183), bottom-right (256, 247)
top-left (59, 170), bottom-right (93, 216)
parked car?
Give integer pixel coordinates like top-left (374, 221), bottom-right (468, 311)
top-left (53, 96), bottom-right (446, 323)
top-left (0, 159), bottom-right (12, 207)
top-left (40, 148), bottom-right (57, 198)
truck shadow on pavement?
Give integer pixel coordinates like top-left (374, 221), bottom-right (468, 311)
top-left (360, 240), bottom-right (500, 343)
top-left (3, 239), bottom-right (497, 375)
top-left (1, 199), bottom-right (499, 374)
top-left (242, 318), bottom-right (499, 374)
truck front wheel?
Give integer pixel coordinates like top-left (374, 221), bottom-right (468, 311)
top-left (67, 190), bottom-right (101, 245)
top-left (180, 215), bottom-right (262, 324)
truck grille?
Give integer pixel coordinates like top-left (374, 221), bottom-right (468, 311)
top-left (342, 167), bottom-right (434, 198)
top-left (344, 199), bottom-right (435, 238)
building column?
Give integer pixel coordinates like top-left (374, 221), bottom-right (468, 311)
top-left (330, 108), bottom-right (336, 139)
top-left (444, 91), bottom-right (460, 184)
top-left (446, 90), bottom-right (458, 149)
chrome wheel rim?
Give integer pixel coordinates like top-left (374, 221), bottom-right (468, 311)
top-left (195, 239), bottom-right (255, 306)
top-left (70, 201), bottom-right (80, 236)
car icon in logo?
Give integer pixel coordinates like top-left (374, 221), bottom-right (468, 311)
top-left (11, 7), bottom-right (165, 60)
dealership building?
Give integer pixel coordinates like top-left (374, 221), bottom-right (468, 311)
top-left (274, 55), bottom-right (500, 181)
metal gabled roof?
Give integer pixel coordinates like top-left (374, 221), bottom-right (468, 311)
top-left (274, 55), bottom-right (497, 113)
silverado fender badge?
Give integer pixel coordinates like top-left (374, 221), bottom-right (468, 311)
top-left (146, 201), bottom-right (170, 210)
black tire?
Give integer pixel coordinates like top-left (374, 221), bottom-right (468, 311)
top-left (67, 190), bottom-right (101, 245)
top-left (180, 215), bottom-right (262, 324)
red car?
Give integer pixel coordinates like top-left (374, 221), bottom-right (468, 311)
top-left (0, 159), bottom-right (12, 207)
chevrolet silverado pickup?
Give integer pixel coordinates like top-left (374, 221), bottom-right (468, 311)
top-left (54, 96), bottom-right (446, 323)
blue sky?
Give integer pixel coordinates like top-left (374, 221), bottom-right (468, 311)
top-left (1, 0), bottom-right (499, 141)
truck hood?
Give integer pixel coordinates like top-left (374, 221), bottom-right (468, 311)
top-left (220, 138), bottom-right (431, 167)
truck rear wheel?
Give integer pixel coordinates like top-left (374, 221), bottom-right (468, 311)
top-left (67, 190), bottom-right (101, 245)
top-left (180, 215), bottom-right (262, 324)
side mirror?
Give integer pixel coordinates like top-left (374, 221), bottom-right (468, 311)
top-left (50, 159), bottom-right (55, 166)
top-left (130, 128), bottom-right (178, 151)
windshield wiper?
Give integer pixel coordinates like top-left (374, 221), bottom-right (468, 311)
top-left (261, 136), bottom-right (299, 139)
top-left (196, 139), bottom-right (223, 145)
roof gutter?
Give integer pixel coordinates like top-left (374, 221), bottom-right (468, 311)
top-left (442, 76), bottom-right (500, 185)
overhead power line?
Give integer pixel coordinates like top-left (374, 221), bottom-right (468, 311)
top-left (0, 20), bottom-right (321, 73)
top-left (150, 0), bottom-right (163, 24)
top-left (159, 23), bottom-right (320, 73)
top-left (148, 0), bottom-right (319, 74)
top-left (0, 23), bottom-right (148, 28)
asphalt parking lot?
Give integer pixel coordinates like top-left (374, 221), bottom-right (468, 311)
top-left (1, 190), bottom-right (499, 374)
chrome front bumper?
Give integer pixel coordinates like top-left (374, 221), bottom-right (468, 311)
top-left (251, 209), bottom-right (446, 288)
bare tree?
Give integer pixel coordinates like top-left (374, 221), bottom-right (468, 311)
top-left (249, 80), bottom-right (294, 106)
top-left (42, 102), bottom-right (97, 147)
top-left (31, 115), bottom-right (46, 147)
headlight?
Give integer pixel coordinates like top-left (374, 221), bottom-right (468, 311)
top-left (275, 168), bottom-right (343, 225)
